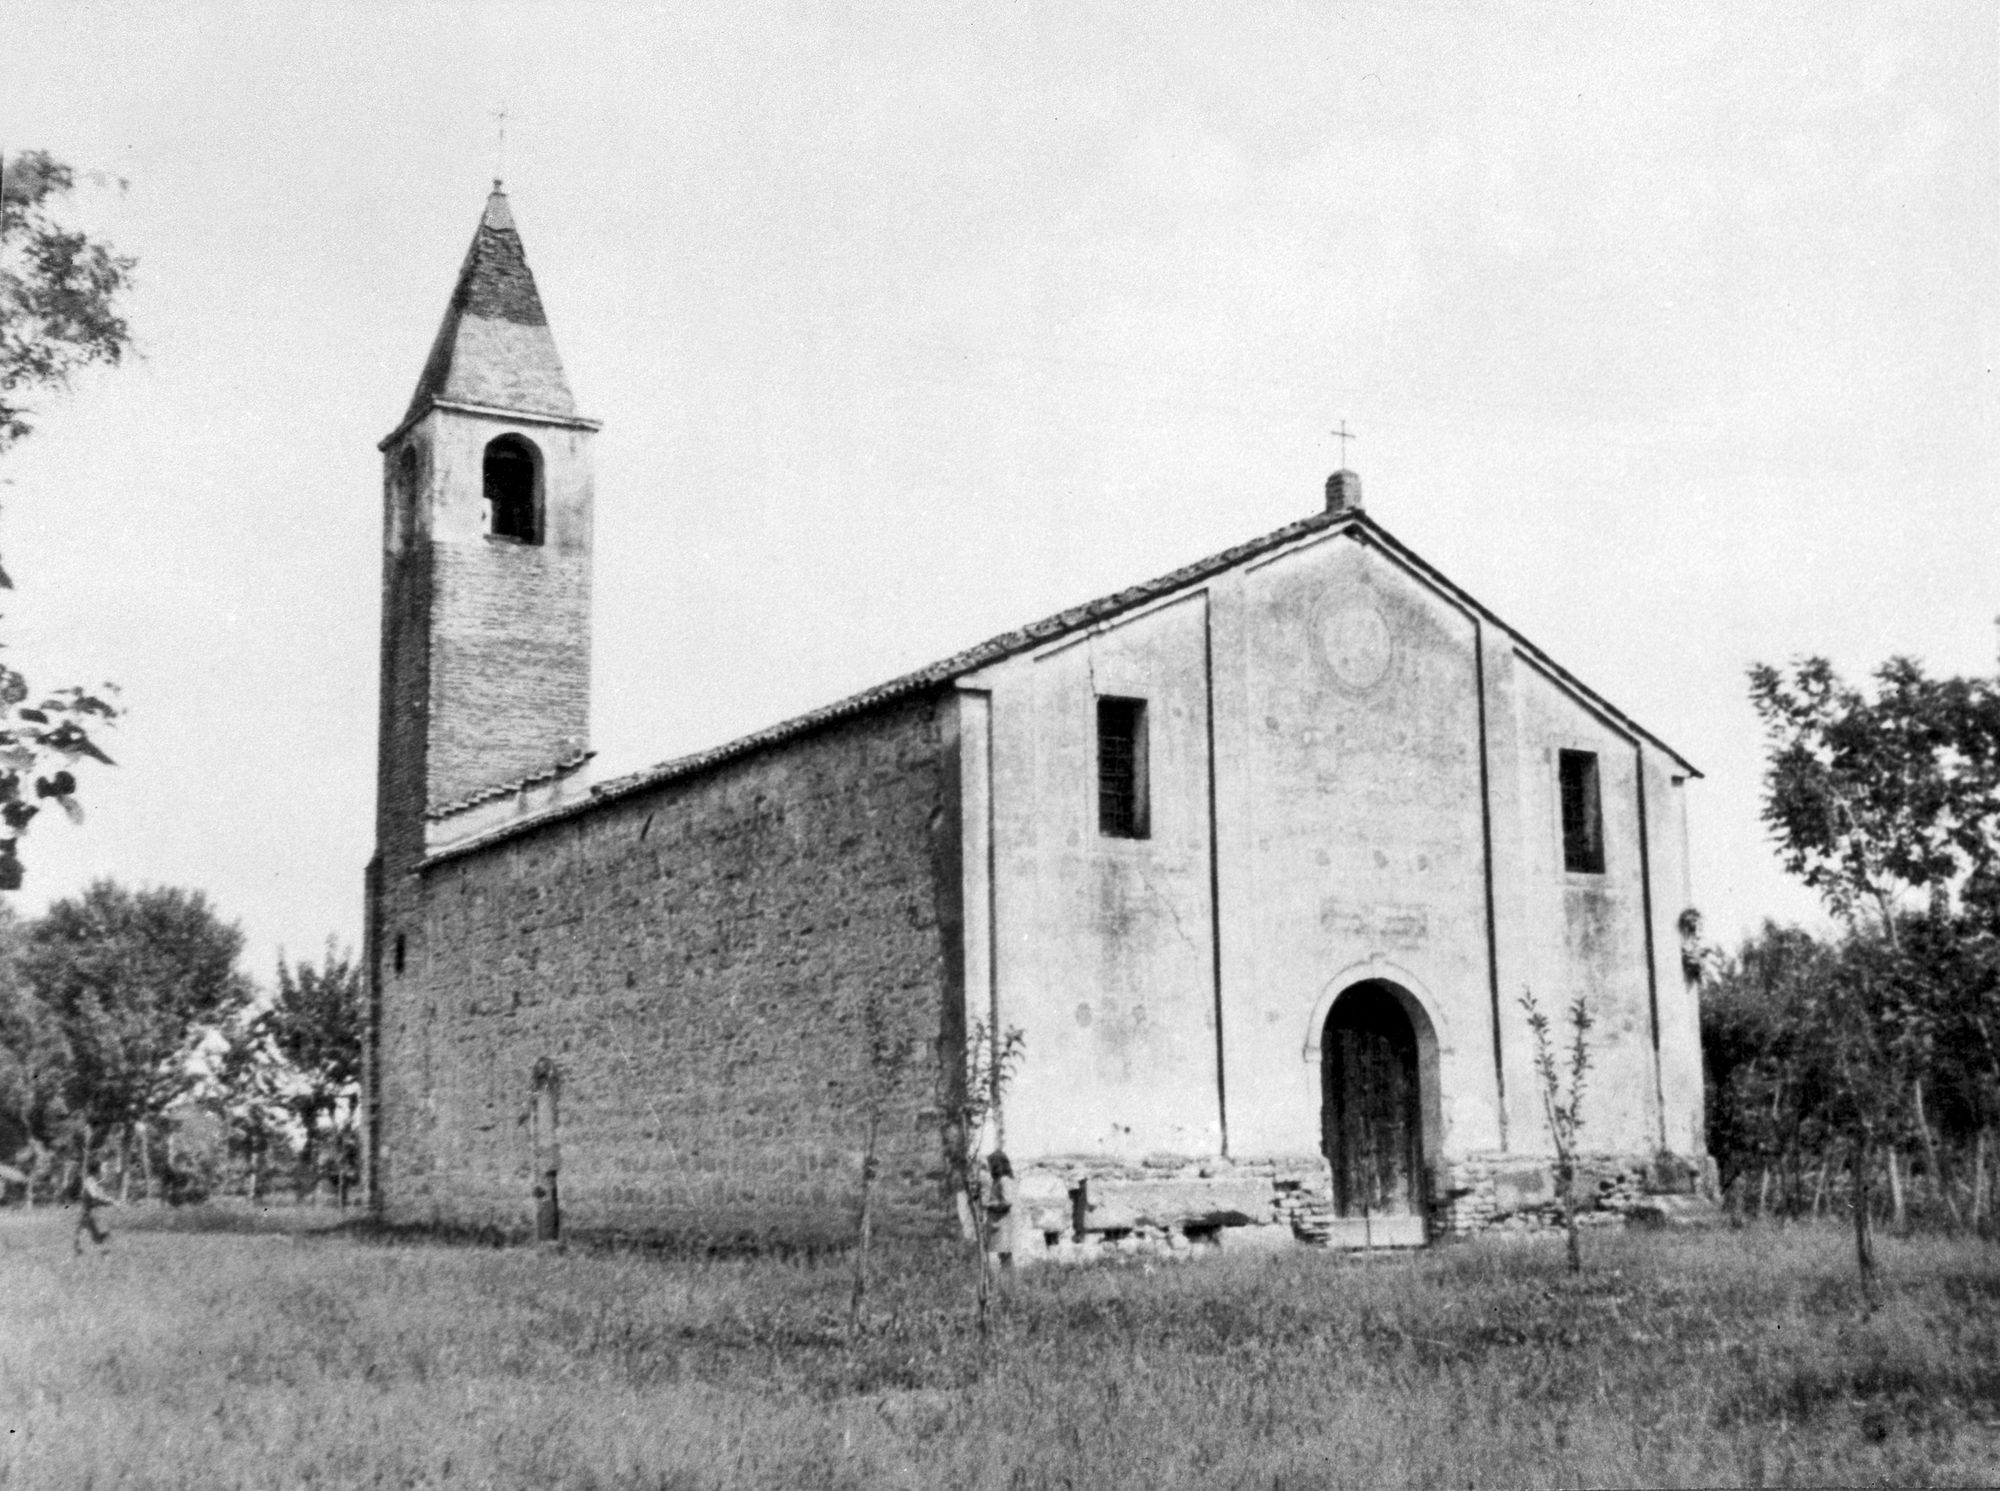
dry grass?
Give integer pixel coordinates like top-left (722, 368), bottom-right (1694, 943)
top-left (2, 1209), bottom-right (1997, 1488)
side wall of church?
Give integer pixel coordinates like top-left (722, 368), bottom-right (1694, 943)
top-left (374, 693), bottom-right (964, 1243)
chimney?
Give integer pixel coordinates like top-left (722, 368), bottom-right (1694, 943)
top-left (1325, 469), bottom-right (1363, 514)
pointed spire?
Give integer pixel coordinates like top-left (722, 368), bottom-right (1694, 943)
top-left (399, 186), bottom-right (579, 428)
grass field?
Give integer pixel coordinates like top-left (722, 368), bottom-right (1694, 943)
top-left (2, 1209), bottom-right (1997, 1489)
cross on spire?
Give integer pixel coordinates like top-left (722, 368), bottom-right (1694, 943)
top-left (1329, 420), bottom-right (1356, 468)
top-left (491, 101), bottom-right (509, 189)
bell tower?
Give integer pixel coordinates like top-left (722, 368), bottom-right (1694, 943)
top-left (373, 184), bottom-right (598, 867)
top-left (364, 185), bottom-right (597, 1212)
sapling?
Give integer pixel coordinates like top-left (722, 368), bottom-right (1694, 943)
top-left (941, 1017), bottom-right (1023, 1346)
top-left (1521, 986), bottom-right (1594, 1274)
top-left (848, 981), bottom-right (912, 1336)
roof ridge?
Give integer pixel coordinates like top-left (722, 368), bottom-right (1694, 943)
top-left (423, 504), bottom-right (1698, 869)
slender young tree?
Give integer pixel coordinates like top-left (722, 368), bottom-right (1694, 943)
top-left (1521, 987), bottom-right (1593, 1274)
top-left (848, 979), bottom-right (914, 1336)
top-left (940, 1018), bottom-right (1024, 1345)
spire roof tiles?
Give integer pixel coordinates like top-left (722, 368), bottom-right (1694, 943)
top-left (395, 186), bottom-right (582, 432)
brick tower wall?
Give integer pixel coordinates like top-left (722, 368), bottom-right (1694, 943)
top-left (426, 537), bottom-right (590, 806)
top-left (420, 416), bottom-right (594, 811)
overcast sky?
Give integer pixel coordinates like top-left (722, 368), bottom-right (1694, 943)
top-left (5, 1), bottom-right (1995, 980)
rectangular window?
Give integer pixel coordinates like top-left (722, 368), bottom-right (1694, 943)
top-left (1558, 749), bottom-right (1605, 874)
top-left (1096, 697), bottom-right (1149, 839)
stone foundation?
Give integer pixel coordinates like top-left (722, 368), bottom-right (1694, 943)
top-left (999, 1149), bottom-right (1717, 1263)
top-left (1432, 1150), bottom-right (1719, 1236)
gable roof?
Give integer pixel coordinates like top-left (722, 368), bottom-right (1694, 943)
top-left (426, 504), bottom-right (1698, 867)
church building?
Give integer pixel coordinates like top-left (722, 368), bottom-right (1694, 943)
top-left (363, 188), bottom-right (1712, 1252)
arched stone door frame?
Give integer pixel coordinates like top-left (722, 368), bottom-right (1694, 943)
top-left (1302, 961), bottom-right (1446, 1218)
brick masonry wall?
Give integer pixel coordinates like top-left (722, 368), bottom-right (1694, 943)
top-left (374, 692), bottom-right (964, 1244)
top-left (367, 444), bottom-right (435, 1207)
top-left (428, 539), bottom-right (590, 810)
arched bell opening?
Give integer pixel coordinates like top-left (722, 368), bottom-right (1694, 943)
top-left (1319, 979), bottom-right (1440, 1221)
top-left (483, 434), bottom-right (543, 544)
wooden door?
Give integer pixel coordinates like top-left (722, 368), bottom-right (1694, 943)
top-left (1322, 984), bottom-right (1422, 1217)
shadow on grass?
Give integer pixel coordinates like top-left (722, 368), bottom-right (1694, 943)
top-left (117, 1200), bottom-right (362, 1237)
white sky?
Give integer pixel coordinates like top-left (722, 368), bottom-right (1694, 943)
top-left (5, 1), bottom-right (1995, 981)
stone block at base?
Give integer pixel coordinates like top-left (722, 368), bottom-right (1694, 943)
top-left (1084, 1178), bottom-right (1273, 1231)
top-left (1491, 1165), bottom-right (1554, 1215)
top-left (1217, 1223), bottom-right (1297, 1254)
top-left (1319, 1215), bottom-right (1425, 1249)
top-left (1623, 1194), bottom-right (1721, 1229)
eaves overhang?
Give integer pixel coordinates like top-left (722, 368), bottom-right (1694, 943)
top-left (377, 397), bottom-right (603, 453)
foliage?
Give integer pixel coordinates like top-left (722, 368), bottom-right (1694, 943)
top-left (0, 881), bottom-right (362, 1206)
top-left (0, 903), bottom-right (63, 1158)
top-left (1520, 985), bottom-right (1593, 1274)
top-left (206, 1000), bottom-right (296, 1202)
top-left (18, 879), bottom-right (252, 1178)
top-left (0, 150), bottom-right (132, 887)
top-left (0, 151), bottom-right (135, 453)
top-left (262, 942), bottom-right (362, 1199)
top-left (1750, 656), bottom-right (2000, 931)
top-left (1703, 918), bottom-right (2000, 1236)
top-left (939, 1017), bottom-right (1024, 1342)
top-left (0, 673), bottom-right (120, 890)
top-left (1742, 654), bottom-right (2000, 1288)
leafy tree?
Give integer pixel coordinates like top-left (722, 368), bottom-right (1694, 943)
top-left (1703, 916), bottom-right (2000, 1252)
top-left (1750, 657), bottom-right (2000, 934)
top-left (1743, 655), bottom-right (2000, 1280)
top-left (0, 901), bottom-right (67, 1185)
top-left (20, 880), bottom-right (252, 1196)
top-left (1, 150), bottom-right (135, 452)
top-left (0, 677), bottom-right (120, 890)
top-left (1701, 920), bottom-right (1843, 1206)
top-left (0, 150), bottom-right (133, 887)
top-left (263, 942), bottom-right (362, 1202)
top-left (206, 1000), bottom-right (292, 1202)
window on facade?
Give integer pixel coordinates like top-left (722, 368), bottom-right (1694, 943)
top-left (483, 435), bottom-right (541, 543)
top-left (1097, 696), bottom-right (1149, 839)
top-left (1558, 749), bottom-right (1605, 874)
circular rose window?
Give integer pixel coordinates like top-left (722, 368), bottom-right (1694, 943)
top-left (1320, 600), bottom-right (1396, 692)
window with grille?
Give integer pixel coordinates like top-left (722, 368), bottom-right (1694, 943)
top-left (1558, 749), bottom-right (1605, 874)
top-left (1096, 696), bottom-right (1149, 839)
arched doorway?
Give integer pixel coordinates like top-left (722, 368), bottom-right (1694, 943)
top-left (1321, 981), bottom-right (1424, 1220)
